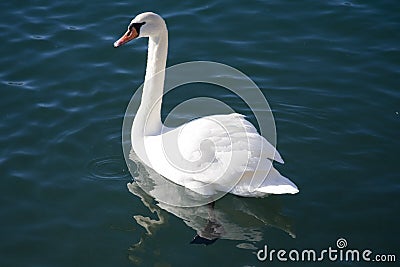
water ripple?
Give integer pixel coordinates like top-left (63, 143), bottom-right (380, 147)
top-left (86, 155), bottom-right (130, 181)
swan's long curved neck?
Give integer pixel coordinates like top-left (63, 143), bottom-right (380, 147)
top-left (133, 29), bottom-right (168, 138)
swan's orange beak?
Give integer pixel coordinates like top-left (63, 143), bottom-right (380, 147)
top-left (113, 27), bottom-right (139, 48)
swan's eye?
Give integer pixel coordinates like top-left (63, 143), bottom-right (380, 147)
top-left (128, 22), bottom-right (146, 35)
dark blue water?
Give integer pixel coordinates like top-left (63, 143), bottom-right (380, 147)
top-left (1, 0), bottom-right (399, 266)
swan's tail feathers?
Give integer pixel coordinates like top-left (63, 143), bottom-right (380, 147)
top-left (231, 168), bottom-right (299, 196)
top-left (255, 168), bottom-right (299, 195)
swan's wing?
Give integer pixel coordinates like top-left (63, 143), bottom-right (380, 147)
top-left (176, 113), bottom-right (283, 165)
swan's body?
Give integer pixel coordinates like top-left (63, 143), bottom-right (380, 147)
top-left (115, 12), bottom-right (299, 197)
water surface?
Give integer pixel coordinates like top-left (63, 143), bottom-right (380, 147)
top-left (0, 0), bottom-right (399, 266)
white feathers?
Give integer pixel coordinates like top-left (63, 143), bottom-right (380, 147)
top-left (142, 113), bottom-right (298, 196)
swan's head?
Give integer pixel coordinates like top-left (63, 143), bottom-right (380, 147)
top-left (114, 12), bottom-right (166, 48)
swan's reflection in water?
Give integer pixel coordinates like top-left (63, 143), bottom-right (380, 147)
top-left (126, 149), bottom-right (295, 253)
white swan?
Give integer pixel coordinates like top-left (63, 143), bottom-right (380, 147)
top-left (114, 12), bottom-right (299, 197)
